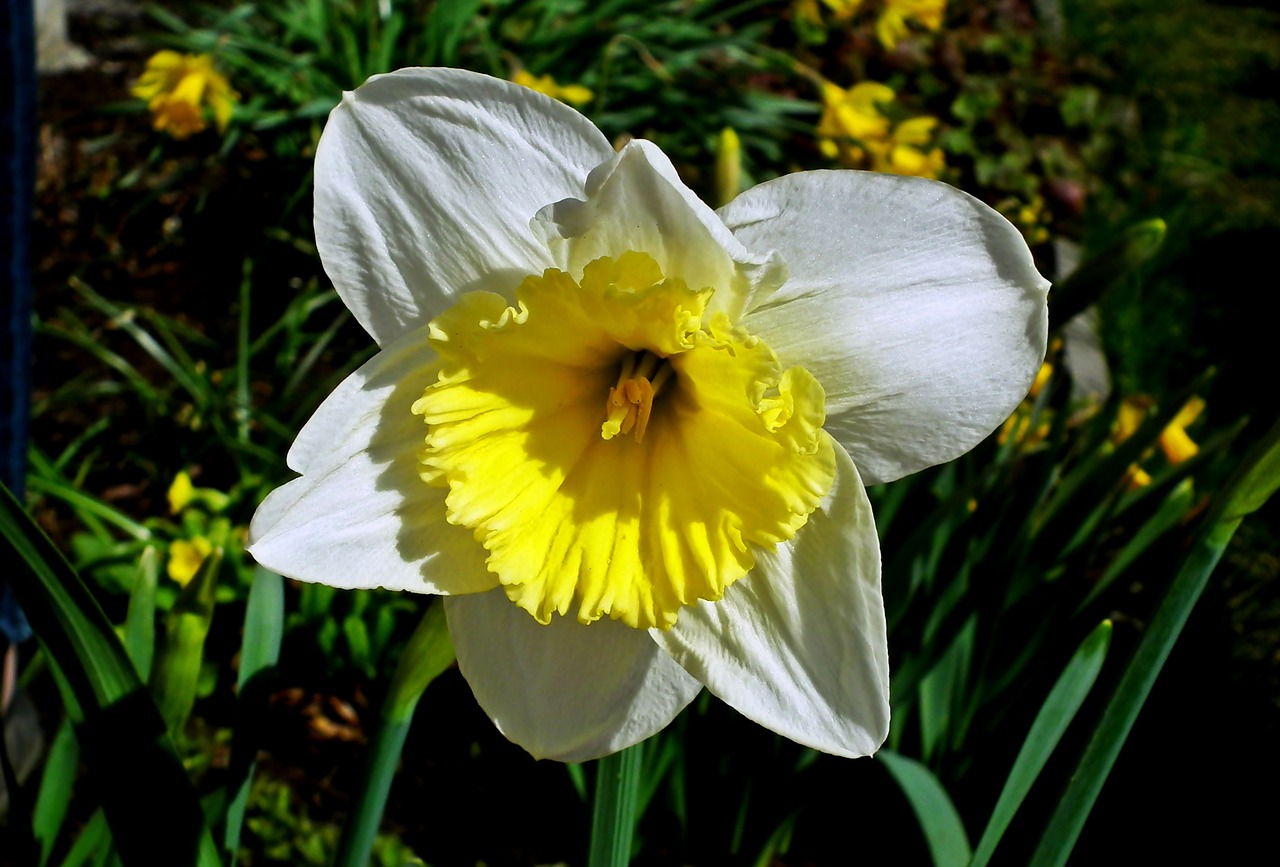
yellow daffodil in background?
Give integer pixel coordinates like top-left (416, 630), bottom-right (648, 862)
top-left (1112, 395), bottom-right (1205, 488)
top-left (1000, 195), bottom-right (1052, 246)
top-left (818, 81), bottom-right (894, 149)
top-left (166, 469), bottom-right (232, 515)
top-left (249, 68), bottom-right (1048, 761)
top-left (510, 68), bottom-right (593, 107)
top-left (997, 359), bottom-right (1054, 448)
top-left (818, 82), bottom-right (945, 178)
top-left (168, 536), bottom-right (213, 587)
top-left (793, 0), bottom-right (864, 29)
top-left (876, 0), bottom-right (947, 49)
top-left (132, 51), bottom-right (237, 140)
top-left (867, 115), bottom-right (946, 179)
top-left (1160, 396), bottom-right (1204, 464)
top-left (1113, 396), bottom-right (1148, 444)
top-left (168, 470), bottom-right (196, 515)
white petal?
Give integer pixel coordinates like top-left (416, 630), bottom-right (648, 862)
top-left (720, 170), bottom-right (1050, 485)
top-left (533, 139), bottom-right (785, 318)
top-left (248, 324), bottom-right (495, 596)
top-left (446, 590), bottom-right (703, 762)
top-left (316, 67), bottom-right (615, 346)
top-left (652, 439), bottom-right (888, 758)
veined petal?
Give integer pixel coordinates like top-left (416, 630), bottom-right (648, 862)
top-left (533, 139), bottom-right (786, 321)
top-left (315, 68), bottom-right (615, 346)
top-left (445, 589), bottom-right (703, 762)
top-left (720, 170), bottom-right (1050, 485)
top-left (652, 439), bottom-right (889, 757)
top-left (248, 324), bottom-right (495, 596)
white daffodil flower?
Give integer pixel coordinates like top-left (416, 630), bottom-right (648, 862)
top-left (249, 67), bottom-right (1049, 762)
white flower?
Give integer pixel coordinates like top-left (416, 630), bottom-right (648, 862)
top-left (248, 68), bottom-right (1049, 762)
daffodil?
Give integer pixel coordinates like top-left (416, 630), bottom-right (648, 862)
top-left (169, 536), bottom-right (213, 587)
top-left (867, 116), bottom-right (947, 179)
top-left (248, 68), bottom-right (1048, 762)
top-left (132, 51), bottom-right (237, 140)
top-left (817, 81), bottom-right (895, 150)
top-left (876, 0), bottom-right (947, 49)
top-left (511, 68), bottom-right (593, 107)
top-left (1159, 396), bottom-right (1204, 464)
top-left (168, 470), bottom-right (197, 515)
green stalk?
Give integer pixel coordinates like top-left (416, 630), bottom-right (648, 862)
top-left (222, 568), bottom-right (284, 861)
top-left (588, 742), bottom-right (645, 867)
top-left (333, 602), bottom-right (454, 867)
top-left (236, 259), bottom-right (252, 445)
top-left (1030, 418), bottom-right (1280, 866)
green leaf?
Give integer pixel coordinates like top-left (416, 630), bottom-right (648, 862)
top-left (1049, 219), bottom-right (1166, 329)
top-left (422, 0), bottom-right (483, 65)
top-left (1, 482), bottom-right (221, 866)
top-left (969, 621), bottom-right (1112, 867)
top-left (122, 547), bottom-right (160, 680)
top-left (223, 568), bottom-right (285, 860)
top-left (878, 750), bottom-right (971, 867)
top-left (588, 742), bottom-right (646, 867)
top-left (1030, 417), bottom-right (1280, 866)
top-left (150, 548), bottom-right (221, 735)
top-left (58, 809), bottom-right (110, 867)
top-left (33, 719), bottom-right (80, 866)
top-left (334, 603), bottom-right (455, 867)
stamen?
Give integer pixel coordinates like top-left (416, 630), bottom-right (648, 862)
top-left (602, 351), bottom-right (670, 443)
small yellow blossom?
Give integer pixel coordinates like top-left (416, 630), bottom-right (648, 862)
top-left (867, 116), bottom-right (946, 179)
top-left (1159, 396), bottom-right (1204, 464)
top-left (1028, 360), bottom-right (1053, 399)
top-left (132, 51), bottom-right (237, 140)
top-left (876, 0), bottom-right (947, 49)
top-left (1112, 395), bottom-right (1205, 489)
top-left (168, 536), bottom-right (213, 587)
top-left (818, 81), bottom-right (894, 144)
top-left (793, 0), bottom-right (866, 27)
top-left (511, 68), bottom-right (593, 107)
top-left (1112, 397), bottom-right (1148, 444)
top-left (819, 83), bottom-right (945, 178)
top-left (1001, 195), bottom-right (1052, 246)
top-left (1124, 465), bottom-right (1153, 490)
top-left (168, 470), bottom-right (196, 515)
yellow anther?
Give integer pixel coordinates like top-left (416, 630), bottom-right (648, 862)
top-left (602, 352), bottom-right (671, 443)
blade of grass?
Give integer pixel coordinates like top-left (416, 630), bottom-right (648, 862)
top-left (333, 601), bottom-right (455, 867)
top-left (589, 741), bottom-right (645, 867)
top-left (122, 547), bottom-right (160, 681)
top-left (33, 718), bottom-right (80, 866)
top-left (236, 259), bottom-right (252, 445)
top-left (58, 809), bottom-right (109, 867)
top-left (879, 750), bottom-right (971, 867)
top-left (1030, 418), bottom-right (1280, 866)
top-left (222, 567), bottom-right (284, 860)
top-left (150, 548), bottom-right (220, 735)
top-left (24, 472), bottom-right (151, 541)
top-left (1, 482), bottom-right (221, 867)
top-left (70, 279), bottom-right (211, 407)
top-left (969, 620), bottom-right (1112, 867)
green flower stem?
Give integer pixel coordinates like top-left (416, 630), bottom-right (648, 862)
top-left (334, 602), bottom-right (454, 867)
top-left (588, 742), bottom-right (645, 867)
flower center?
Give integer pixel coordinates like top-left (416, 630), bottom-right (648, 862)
top-left (412, 252), bottom-right (835, 630)
top-left (602, 351), bottom-right (673, 443)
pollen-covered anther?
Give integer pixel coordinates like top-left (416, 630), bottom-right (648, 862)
top-left (601, 351), bottom-right (673, 443)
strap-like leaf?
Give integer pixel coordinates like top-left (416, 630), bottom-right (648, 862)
top-left (1, 482), bottom-right (221, 867)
